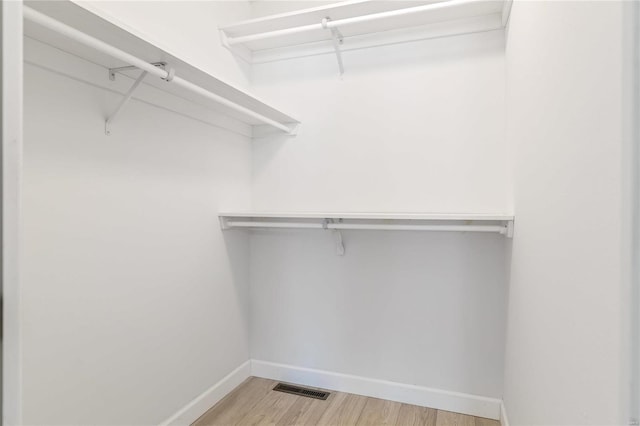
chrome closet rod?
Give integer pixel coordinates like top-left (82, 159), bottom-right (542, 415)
top-left (225, 220), bottom-right (508, 234)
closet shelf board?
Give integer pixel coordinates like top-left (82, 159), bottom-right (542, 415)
top-left (219, 212), bottom-right (513, 221)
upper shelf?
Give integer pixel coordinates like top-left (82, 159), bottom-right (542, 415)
top-left (220, 0), bottom-right (512, 63)
top-left (23, 1), bottom-right (299, 136)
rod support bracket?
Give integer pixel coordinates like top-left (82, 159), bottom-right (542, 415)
top-left (162, 68), bottom-right (176, 82)
top-left (105, 70), bottom-right (149, 135)
top-left (505, 220), bottom-right (514, 238)
top-left (287, 123), bottom-right (300, 136)
top-left (321, 17), bottom-right (344, 43)
top-left (322, 17), bottom-right (345, 75)
top-left (219, 217), bottom-right (230, 230)
top-left (334, 229), bottom-right (345, 256)
top-left (324, 218), bottom-right (345, 255)
top-left (109, 62), bottom-right (166, 81)
top-left (219, 29), bottom-right (231, 49)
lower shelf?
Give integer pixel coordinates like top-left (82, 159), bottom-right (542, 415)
top-left (218, 212), bottom-right (515, 238)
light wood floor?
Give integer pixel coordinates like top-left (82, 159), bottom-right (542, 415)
top-left (193, 377), bottom-right (500, 426)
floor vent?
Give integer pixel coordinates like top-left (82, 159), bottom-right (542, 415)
top-left (273, 383), bottom-right (330, 400)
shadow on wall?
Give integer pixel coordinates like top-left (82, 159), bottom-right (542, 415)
top-left (220, 228), bottom-right (252, 346)
top-left (249, 28), bottom-right (508, 214)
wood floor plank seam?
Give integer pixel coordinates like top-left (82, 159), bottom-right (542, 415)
top-left (193, 378), bottom-right (277, 426)
top-left (191, 376), bottom-right (500, 426)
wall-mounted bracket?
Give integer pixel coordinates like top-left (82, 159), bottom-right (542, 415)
top-left (322, 17), bottom-right (345, 76)
top-left (333, 229), bottom-right (345, 256)
top-left (505, 220), bottom-right (514, 238)
top-left (106, 62), bottom-right (169, 135)
top-left (287, 123), bottom-right (300, 136)
top-left (219, 29), bottom-right (231, 50)
top-left (109, 62), bottom-right (166, 81)
top-left (105, 70), bottom-right (149, 135)
top-left (323, 218), bottom-right (345, 255)
top-left (219, 216), bottom-right (231, 230)
top-left (219, 29), bottom-right (253, 64)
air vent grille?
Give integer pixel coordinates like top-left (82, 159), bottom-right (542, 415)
top-left (273, 383), bottom-right (330, 400)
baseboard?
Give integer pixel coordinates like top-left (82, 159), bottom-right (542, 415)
top-left (160, 360), bottom-right (251, 426)
top-left (251, 360), bottom-right (501, 420)
top-left (500, 401), bottom-right (510, 426)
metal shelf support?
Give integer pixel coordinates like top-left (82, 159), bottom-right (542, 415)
top-left (105, 70), bottom-right (149, 136)
top-left (322, 17), bottom-right (344, 75)
top-left (109, 62), bottom-right (166, 81)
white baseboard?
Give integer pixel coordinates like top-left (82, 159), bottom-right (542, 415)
top-left (251, 360), bottom-right (501, 420)
top-left (160, 360), bottom-right (251, 426)
top-left (500, 401), bottom-right (510, 426)
top-left (159, 359), bottom-right (504, 423)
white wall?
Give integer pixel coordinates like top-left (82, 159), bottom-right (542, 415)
top-left (250, 230), bottom-right (508, 398)
top-left (22, 36), bottom-right (252, 426)
top-left (2, 2), bottom-right (24, 424)
top-left (504, 2), bottom-right (630, 424)
top-left (249, 11), bottom-right (510, 398)
top-left (251, 30), bottom-right (509, 213)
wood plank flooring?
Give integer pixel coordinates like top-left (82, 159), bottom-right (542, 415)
top-left (193, 377), bottom-right (500, 426)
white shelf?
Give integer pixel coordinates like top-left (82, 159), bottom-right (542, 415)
top-left (220, 0), bottom-right (512, 64)
top-left (23, 1), bottom-right (299, 136)
top-left (220, 211), bottom-right (513, 221)
top-left (219, 212), bottom-right (514, 237)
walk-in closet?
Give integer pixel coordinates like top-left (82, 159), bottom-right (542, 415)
top-left (1, 1), bottom-right (638, 425)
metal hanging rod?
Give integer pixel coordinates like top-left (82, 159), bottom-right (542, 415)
top-left (329, 223), bottom-right (508, 234)
top-left (227, 221), bottom-right (325, 229)
top-left (225, 0), bottom-right (477, 46)
top-left (222, 220), bottom-right (511, 235)
top-left (23, 6), bottom-right (296, 134)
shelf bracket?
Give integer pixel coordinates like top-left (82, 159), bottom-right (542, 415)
top-left (219, 216), bottom-right (231, 230)
top-left (109, 62), bottom-right (166, 81)
top-left (333, 229), bottom-right (345, 256)
top-left (107, 63), bottom-right (168, 134)
top-left (105, 70), bottom-right (149, 135)
top-left (324, 218), bottom-right (345, 256)
top-left (322, 17), bottom-right (345, 76)
top-left (505, 220), bottom-right (514, 238)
